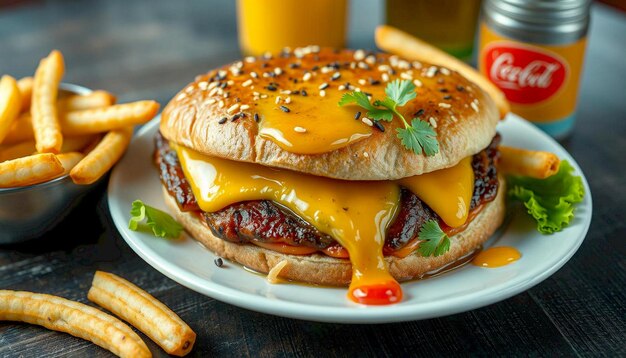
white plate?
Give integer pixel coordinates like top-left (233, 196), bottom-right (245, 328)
top-left (108, 114), bottom-right (592, 323)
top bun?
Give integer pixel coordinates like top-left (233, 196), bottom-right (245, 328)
top-left (160, 47), bottom-right (499, 180)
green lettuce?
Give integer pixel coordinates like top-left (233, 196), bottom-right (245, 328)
top-left (507, 160), bottom-right (585, 234)
top-left (129, 200), bottom-right (183, 239)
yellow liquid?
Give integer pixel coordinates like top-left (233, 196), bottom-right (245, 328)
top-left (386, 0), bottom-right (481, 59)
top-left (473, 246), bottom-right (521, 268)
top-left (237, 0), bottom-right (347, 56)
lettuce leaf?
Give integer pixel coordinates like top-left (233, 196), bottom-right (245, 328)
top-left (129, 200), bottom-right (183, 239)
top-left (507, 160), bottom-right (585, 234)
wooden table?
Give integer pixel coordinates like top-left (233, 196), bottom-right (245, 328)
top-left (1, 1), bottom-right (624, 356)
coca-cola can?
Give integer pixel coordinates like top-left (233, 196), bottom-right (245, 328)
top-left (479, 0), bottom-right (591, 139)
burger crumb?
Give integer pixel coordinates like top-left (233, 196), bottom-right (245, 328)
top-left (214, 257), bottom-right (224, 267)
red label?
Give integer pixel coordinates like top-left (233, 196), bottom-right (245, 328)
top-left (484, 44), bottom-right (568, 104)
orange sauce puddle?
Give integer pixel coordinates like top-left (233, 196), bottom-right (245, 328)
top-left (472, 246), bottom-right (521, 268)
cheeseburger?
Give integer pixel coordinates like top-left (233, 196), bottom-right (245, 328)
top-left (155, 47), bottom-right (504, 305)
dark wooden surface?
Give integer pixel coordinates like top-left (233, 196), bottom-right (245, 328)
top-left (1, 1), bottom-right (625, 357)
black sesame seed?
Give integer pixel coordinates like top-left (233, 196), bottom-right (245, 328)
top-left (220, 82), bottom-right (227, 89)
top-left (443, 95), bottom-right (452, 100)
top-left (301, 90), bottom-right (308, 96)
top-left (415, 109), bottom-right (425, 117)
top-left (230, 113), bottom-right (241, 122)
top-left (439, 88), bottom-right (449, 93)
top-left (266, 85), bottom-right (277, 91)
top-left (214, 257), bottom-right (224, 267)
top-left (363, 92), bottom-right (373, 97)
top-left (279, 105), bottom-right (290, 113)
top-left (456, 85), bottom-right (465, 91)
top-left (373, 120), bottom-right (385, 132)
top-left (312, 65), bottom-right (319, 71)
top-left (218, 117), bottom-right (228, 124)
top-left (319, 83), bottom-right (329, 90)
top-left (261, 63), bottom-right (269, 68)
top-left (354, 111), bottom-right (362, 120)
top-left (389, 68), bottom-right (396, 75)
top-left (369, 78), bottom-right (380, 85)
top-left (254, 113), bottom-right (260, 122)
top-left (289, 63), bottom-right (300, 69)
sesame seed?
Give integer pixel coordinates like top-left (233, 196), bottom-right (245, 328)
top-left (321, 66), bottom-right (332, 74)
top-left (263, 51), bottom-right (272, 59)
top-left (227, 103), bottom-right (240, 113)
top-left (218, 100), bottom-right (225, 108)
top-left (240, 104), bottom-right (250, 111)
top-left (319, 83), bottom-right (329, 90)
top-left (310, 45), bottom-right (320, 53)
top-left (208, 82), bottom-right (219, 90)
top-left (373, 120), bottom-right (385, 132)
top-left (369, 78), bottom-right (380, 85)
top-left (331, 72), bottom-right (341, 81)
top-left (361, 117), bottom-right (373, 126)
top-left (398, 60), bottom-right (411, 69)
top-left (198, 81), bottom-right (208, 90)
top-left (319, 90), bottom-right (326, 97)
top-left (245, 56), bottom-right (256, 63)
top-left (355, 88), bottom-right (361, 92)
top-left (260, 94), bottom-right (268, 99)
top-left (285, 96), bottom-right (291, 104)
top-left (302, 72), bottom-right (312, 82)
top-left (438, 103), bottom-right (452, 109)
top-left (456, 85), bottom-right (465, 92)
top-left (358, 61), bottom-right (370, 70)
top-left (378, 64), bottom-right (391, 72)
top-left (280, 90), bottom-right (291, 95)
top-left (382, 73), bottom-right (390, 82)
top-left (242, 79), bottom-right (253, 87)
top-left (389, 55), bottom-right (399, 67)
top-left (440, 67), bottom-right (451, 75)
top-left (293, 126), bottom-right (307, 133)
top-left (208, 88), bottom-right (218, 97)
top-left (358, 79), bottom-right (367, 86)
top-left (365, 55), bottom-right (376, 65)
top-left (266, 85), bottom-right (277, 91)
top-left (176, 93), bottom-right (186, 100)
top-left (218, 117), bottom-right (228, 124)
top-left (413, 79), bottom-right (423, 87)
top-left (400, 72), bottom-right (413, 80)
top-left (415, 109), bottom-right (425, 117)
top-left (207, 98), bottom-right (216, 104)
top-left (274, 67), bottom-right (283, 76)
top-left (412, 61), bottom-right (423, 69)
top-left (451, 115), bottom-right (458, 122)
top-left (231, 113), bottom-right (242, 122)
top-left (280, 105), bottom-right (290, 113)
top-left (250, 71), bottom-right (259, 79)
top-left (275, 96), bottom-right (282, 104)
top-left (363, 152), bottom-right (369, 158)
top-left (354, 49), bottom-right (366, 61)
top-left (443, 95), bottom-right (452, 100)
top-left (429, 117), bottom-right (438, 128)
top-left (218, 70), bottom-right (227, 79)
top-left (254, 113), bottom-right (260, 122)
top-left (354, 111), bottom-right (361, 120)
top-left (338, 85), bottom-right (346, 91)
top-left (301, 90), bottom-right (308, 96)
top-left (252, 91), bottom-right (260, 96)
top-left (289, 63), bottom-right (300, 69)
top-left (471, 102), bottom-right (479, 112)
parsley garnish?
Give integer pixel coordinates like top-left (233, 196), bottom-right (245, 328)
top-left (417, 220), bottom-right (450, 257)
top-left (129, 200), bottom-right (183, 239)
top-left (339, 79), bottom-right (439, 156)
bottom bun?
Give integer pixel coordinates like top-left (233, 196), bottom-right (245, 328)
top-left (163, 176), bottom-right (506, 286)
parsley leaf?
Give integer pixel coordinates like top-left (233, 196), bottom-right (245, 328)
top-left (417, 220), bottom-right (450, 257)
top-left (129, 200), bottom-right (183, 239)
top-left (396, 118), bottom-right (439, 156)
top-left (338, 92), bottom-right (375, 110)
top-left (338, 79), bottom-right (439, 156)
top-left (385, 79), bottom-right (416, 106)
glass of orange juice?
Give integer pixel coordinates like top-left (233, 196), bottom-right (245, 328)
top-left (386, 0), bottom-right (482, 60)
top-left (237, 0), bottom-right (347, 56)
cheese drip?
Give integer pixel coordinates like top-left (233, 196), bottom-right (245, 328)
top-left (400, 157), bottom-right (474, 227)
top-left (175, 145), bottom-right (402, 305)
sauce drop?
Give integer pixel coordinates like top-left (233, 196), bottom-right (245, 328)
top-left (472, 246), bottom-right (521, 268)
top-left (349, 280), bottom-right (403, 305)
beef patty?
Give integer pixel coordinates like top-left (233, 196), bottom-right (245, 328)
top-left (154, 132), bottom-right (500, 254)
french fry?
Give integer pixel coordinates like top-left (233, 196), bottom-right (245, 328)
top-left (56, 152), bottom-right (84, 176)
top-left (0, 140), bottom-right (36, 162)
top-left (0, 75), bottom-right (22, 144)
top-left (0, 153), bottom-right (63, 187)
top-left (61, 101), bottom-right (159, 135)
top-left (59, 90), bottom-right (117, 111)
top-left (88, 271), bottom-right (196, 356)
top-left (499, 146), bottom-right (560, 179)
top-left (0, 290), bottom-right (150, 358)
top-left (17, 76), bottom-right (34, 112)
top-left (70, 126), bottom-right (133, 184)
top-left (3, 113), bottom-right (33, 144)
top-left (32, 50), bottom-right (65, 153)
top-left (62, 135), bottom-right (98, 153)
top-left (375, 25), bottom-right (510, 119)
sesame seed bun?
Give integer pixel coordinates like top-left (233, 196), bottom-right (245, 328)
top-left (160, 48), bottom-right (499, 180)
top-left (161, 176), bottom-right (505, 285)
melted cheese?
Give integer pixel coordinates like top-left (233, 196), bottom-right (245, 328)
top-left (174, 144), bottom-right (475, 304)
top-left (400, 157), bottom-right (474, 227)
top-left (473, 247), bottom-right (521, 268)
top-left (175, 145), bottom-right (401, 304)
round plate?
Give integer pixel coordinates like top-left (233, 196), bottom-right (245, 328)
top-left (108, 114), bottom-right (592, 323)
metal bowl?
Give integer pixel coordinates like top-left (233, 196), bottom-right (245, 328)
top-left (0, 83), bottom-right (104, 244)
